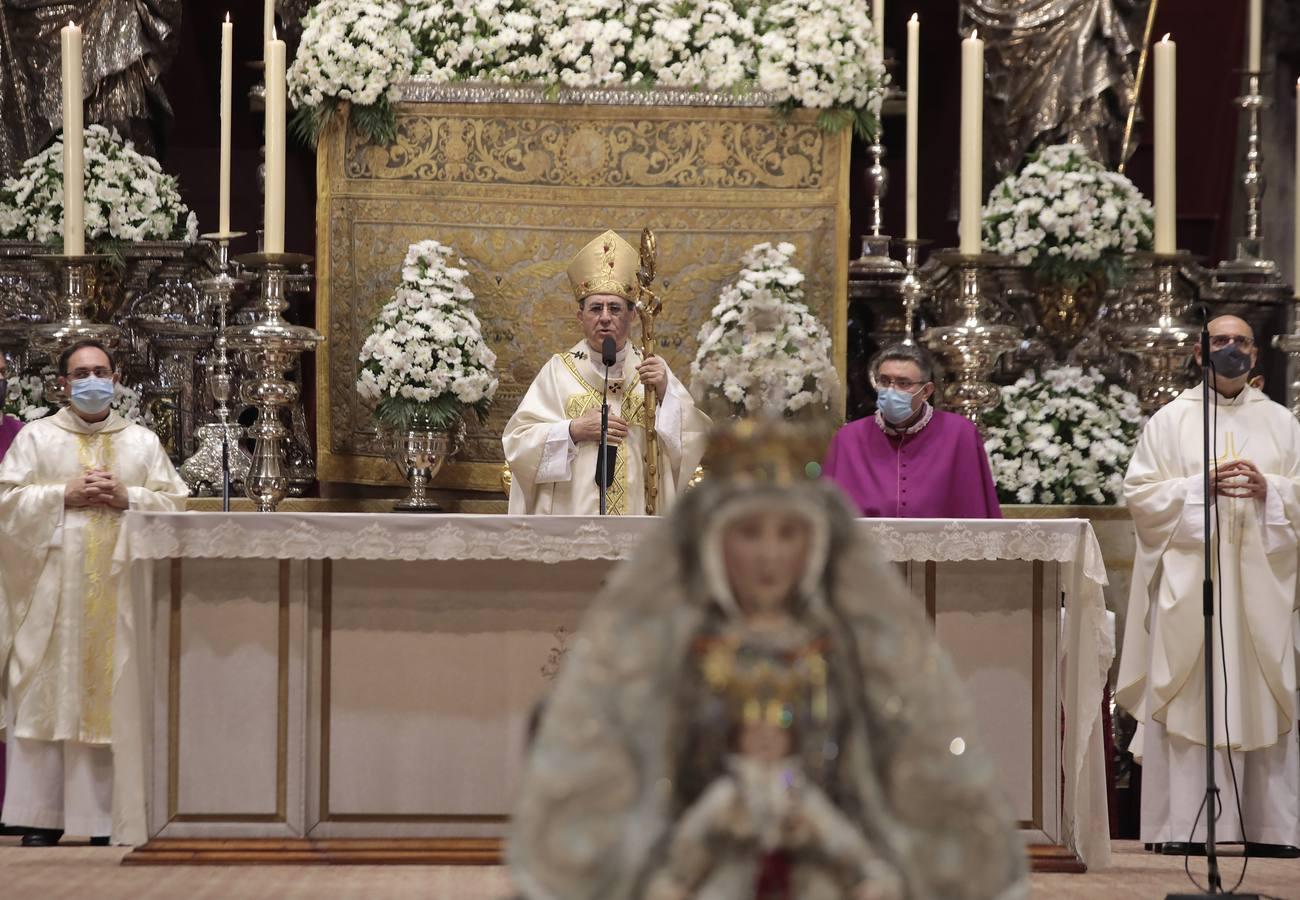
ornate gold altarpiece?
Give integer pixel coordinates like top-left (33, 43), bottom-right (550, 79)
top-left (316, 84), bottom-right (851, 491)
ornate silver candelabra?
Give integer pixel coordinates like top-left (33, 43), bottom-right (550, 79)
top-left (224, 252), bottom-right (322, 512)
top-left (1273, 292), bottom-right (1300, 420)
top-left (1220, 72), bottom-right (1277, 275)
top-left (181, 235), bottom-right (253, 506)
top-left (1120, 254), bottom-right (1195, 413)
top-left (31, 255), bottom-right (122, 362)
top-left (921, 254), bottom-right (1019, 426)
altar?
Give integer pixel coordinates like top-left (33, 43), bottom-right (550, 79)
top-left (114, 512), bottom-right (1112, 872)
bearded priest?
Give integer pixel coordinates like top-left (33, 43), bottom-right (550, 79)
top-left (1117, 315), bottom-right (1300, 854)
top-left (503, 230), bottom-right (709, 515)
top-left (0, 340), bottom-right (187, 846)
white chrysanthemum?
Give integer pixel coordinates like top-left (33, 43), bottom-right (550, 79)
top-left (0, 125), bottom-right (195, 246)
top-left (356, 239), bottom-right (498, 428)
top-left (288, 0), bottom-right (414, 109)
top-left (981, 143), bottom-right (1153, 286)
top-left (690, 241), bottom-right (838, 417)
top-left (982, 366), bottom-right (1143, 505)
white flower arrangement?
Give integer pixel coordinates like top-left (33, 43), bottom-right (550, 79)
top-left (356, 239), bottom-right (499, 431)
top-left (981, 143), bottom-right (1153, 289)
top-left (3, 371), bottom-right (152, 426)
top-left (690, 241), bottom-right (839, 417)
top-left (0, 124), bottom-right (197, 248)
top-left (982, 366), bottom-right (1142, 505)
top-left (288, 0), bottom-right (887, 144)
top-left (287, 0), bottom-right (416, 144)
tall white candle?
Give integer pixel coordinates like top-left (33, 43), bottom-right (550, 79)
top-left (873, 0), bottom-right (885, 48)
top-left (264, 34), bottom-right (286, 254)
top-left (1294, 79), bottom-right (1299, 297)
top-left (959, 29), bottom-right (984, 255)
top-left (264, 0), bottom-right (275, 52)
top-left (60, 22), bottom-right (84, 256)
top-left (1247, 0), bottom-right (1263, 73)
top-left (219, 14), bottom-right (233, 235)
top-left (905, 14), bottom-right (919, 241)
top-left (1154, 35), bottom-right (1177, 255)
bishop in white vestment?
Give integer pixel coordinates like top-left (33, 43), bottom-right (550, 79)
top-left (0, 341), bottom-right (187, 845)
top-left (1116, 316), bottom-right (1300, 849)
top-left (504, 230), bottom-right (709, 515)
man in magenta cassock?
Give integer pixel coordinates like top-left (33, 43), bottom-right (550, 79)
top-left (823, 344), bottom-right (1001, 519)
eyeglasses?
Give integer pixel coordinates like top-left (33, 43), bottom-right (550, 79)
top-left (874, 377), bottom-right (928, 392)
top-left (1209, 335), bottom-right (1254, 350)
top-left (582, 301), bottom-right (629, 317)
top-left (68, 367), bottom-right (113, 379)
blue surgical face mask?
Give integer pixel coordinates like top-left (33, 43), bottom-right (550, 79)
top-left (1209, 345), bottom-right (1251, 380)
top-left (69, 375), bottom-right (115, 415)
top-left (877, 387), bottom-right (919, 425)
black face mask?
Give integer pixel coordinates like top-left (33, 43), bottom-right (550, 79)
top-left (1209, 345), bottom-right (1251, 379)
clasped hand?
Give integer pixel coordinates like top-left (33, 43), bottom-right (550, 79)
top-left (1210, 459), bottom-right (1267, 501)
top-left (65, 468), bottom-right (129, 510)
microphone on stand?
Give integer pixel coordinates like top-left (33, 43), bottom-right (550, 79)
top-left (595, 336), bottom-right (617, 515)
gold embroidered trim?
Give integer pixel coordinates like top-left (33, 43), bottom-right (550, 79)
top-left (557, 353), bottom-right (639, 514)
top-left (76, 432), bottom-right (121, 743)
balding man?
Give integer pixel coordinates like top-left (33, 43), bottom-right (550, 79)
top-left (1117, 315), bottom-right (1300, 855)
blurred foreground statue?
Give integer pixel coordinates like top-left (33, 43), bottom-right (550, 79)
top-left (0, 1), bottom-right (181, 177)
top-left (509, 420), bottom-right (1028, 900)
top-left (961, 0), bottom-right (1142, 179)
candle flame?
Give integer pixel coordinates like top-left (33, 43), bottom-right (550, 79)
top-left (969, 28), bottom-right (978, 40)
top-left (225, 11), bottom-right (231, 22)
top-left (1161, 33), bottom-right (1171, 43)
top-left (910, 12), bottom-right (918, 22)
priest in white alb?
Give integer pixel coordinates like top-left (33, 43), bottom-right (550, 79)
top-left (0, 340), bottom-right (187, 846)
top-left (503, 230), bottom-right (709, 515)
top-left (1116, 315), bottom-right (1300, 853)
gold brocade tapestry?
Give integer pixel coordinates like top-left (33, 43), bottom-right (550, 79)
top-left (316, 87), bottom-right (850, 491)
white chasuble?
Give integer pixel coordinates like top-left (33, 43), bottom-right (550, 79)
top-left (1117, 385), bottom-right (1300, 756)
top-left (0, 407), bottom-right (186, 841)
top-left (503, 342), bottom-right (709, 515)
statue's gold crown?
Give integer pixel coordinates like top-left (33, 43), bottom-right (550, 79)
top-left (567, 229), bottom-right (639, 303)
top-left (703, 418), bottom-right (832, 487)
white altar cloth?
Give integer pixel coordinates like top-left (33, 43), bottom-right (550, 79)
top-left (116, 513), bottom-right (1112, 870)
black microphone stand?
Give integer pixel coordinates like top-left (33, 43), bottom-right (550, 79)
top-left (221, 431), bottom-right (231, 512)
top-left (597, 356), bottom-right (612, 516)
top-left (1169, 314), bottom-right (1224, 898)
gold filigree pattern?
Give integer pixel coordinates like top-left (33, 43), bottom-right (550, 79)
top-left (317, 101), bottom-right (849, 490)
top-left (345, 112), bottom-right (828, 191)
top-left (76, 432), bottom-right (121, 744)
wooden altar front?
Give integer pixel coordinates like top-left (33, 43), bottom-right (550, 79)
top-left (116, 513), bottom-right (1112, 873)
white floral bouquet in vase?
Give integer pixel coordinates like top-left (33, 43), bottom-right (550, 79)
top-left (356, 239), bottom-right (498, 434)
top-left (0, 124), bottom-right (197, 249)
top-left (982, 366), bottom-right (1142, 505)
top-left (690, 241), bottom-right (839, 418)
top-left (288, 0), bottom-right (415, 146)
top-left (982, 143), bottom-right (1153, 287)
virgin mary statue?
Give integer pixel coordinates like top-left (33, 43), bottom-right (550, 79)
top-left (508, 420), bottom-right (1028, 900)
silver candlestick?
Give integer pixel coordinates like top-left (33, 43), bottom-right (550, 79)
top-left (181, 234), bottom-right (254, 507)
top-left (1120, 254), bottom-right (1195, 413)
top-left (921, 254), bottom-right (1019, 427)
top-left (855, 120), bottom-right (904, 273)
top-left (31, 254), bottom-right (122, 360)
top-left (224, 252), bottom-right (322, 512)
top-left (1220, 71), bottom-right (1277, 275)
top-left (895, 238), bottom-right (929, 345)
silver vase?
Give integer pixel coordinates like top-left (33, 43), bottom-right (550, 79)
top-left (389, 416), bottom-right (463, 512)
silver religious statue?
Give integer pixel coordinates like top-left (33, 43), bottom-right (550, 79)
top-left (0, 0), bottom-right (182, 177)
top-left (961, 0), bottom-right (1145, 180)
